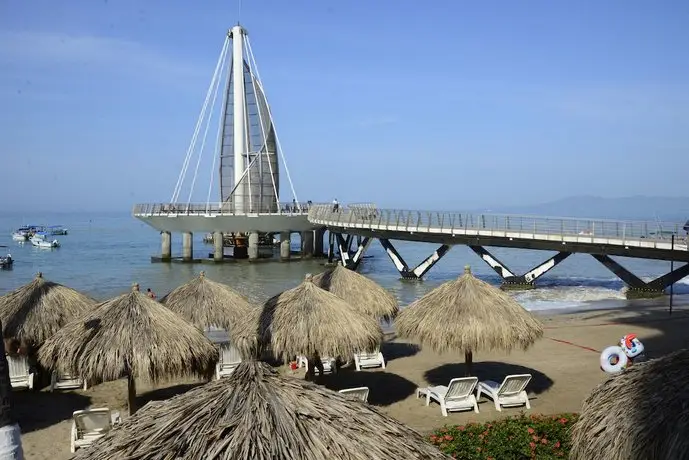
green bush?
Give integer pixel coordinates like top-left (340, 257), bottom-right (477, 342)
top-left (429, 413), bottom-right (579, 459)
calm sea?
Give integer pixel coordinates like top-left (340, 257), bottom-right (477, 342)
top-left (1, 212), bottom-right (688, 312)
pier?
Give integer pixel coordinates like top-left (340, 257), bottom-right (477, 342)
top-left (307, 204), bottom-right (689, 298)
top-left (131, 22), bottom-right (688, 299)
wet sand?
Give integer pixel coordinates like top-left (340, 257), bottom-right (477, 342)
top-left (16, 300), bottom-right (689, 459)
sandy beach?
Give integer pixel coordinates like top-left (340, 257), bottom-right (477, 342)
top-left (15, 299), bottom-right (689, 459)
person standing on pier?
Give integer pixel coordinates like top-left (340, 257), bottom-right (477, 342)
top-left (332, 198), bottom-right (339, 212)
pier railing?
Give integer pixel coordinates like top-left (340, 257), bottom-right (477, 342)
top-left (132, 202), bottom-right (321, 216)
top-left (308, 205), bottom-right (688, 245)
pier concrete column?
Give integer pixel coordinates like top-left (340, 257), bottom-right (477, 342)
top-left (213, 231), bottom-right (223, 262)
top-left (160, 231), bottom-right (171, 260)
top-left (280, 231), bottom-right (291, 261)
top-left (182, 232), bottom-right (193, 262)
top-left (248, 232), bottom-right (259, 260)
top-left (313, 228), bottom-right (325, 257)
top-left (301, 231), bottom-right (314, 259)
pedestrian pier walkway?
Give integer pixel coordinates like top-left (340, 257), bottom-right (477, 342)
top-left (307, 204), bottom-right (689, 298)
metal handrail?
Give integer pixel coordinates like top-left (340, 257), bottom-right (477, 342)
top-left (132, 202), bottom-right (324, 217)
top-left (307, 204), bottom-right (688, 246)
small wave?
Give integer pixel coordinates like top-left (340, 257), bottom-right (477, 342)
top-left (512, 286), bottom-right (625, 311)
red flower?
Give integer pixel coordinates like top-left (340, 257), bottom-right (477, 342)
top-left (527, 427), bottom-right (535, 434)
top-left (541, 438), bottom-right (548, 444)
top-left (554, 441), bottom-right (561, 448)
top-left (530, 442), bottom-right (536, 449)
top-left (444, 435), bottom-right (453, 441)
top-left (559, 418), bottom-right (568, 424)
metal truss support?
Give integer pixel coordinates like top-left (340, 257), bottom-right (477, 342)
top-left (335, 234), bottom-right (371, 270)
top-left (470, 246), bottom-right (571, 290)
top-left (379, 238), bottom-right (450, 280)
top-left (592, 254), bottom-right (689, 298)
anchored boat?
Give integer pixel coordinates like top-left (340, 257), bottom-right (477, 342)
top-left (30, 237), bottom-right (60, 249)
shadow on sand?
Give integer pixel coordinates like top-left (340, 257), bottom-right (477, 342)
top-left (13, 390), bottom-right (91, 434)
top-left (320, 368), bottom-right (417, 406)
top-left (424, 361), bottom-right (554, 395)
top-left (380, 341), bottom-right (420, 362)
top-left (137, 383), bottom-right (205, 408)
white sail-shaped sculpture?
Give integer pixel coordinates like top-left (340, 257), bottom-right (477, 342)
top-left (219, 25), bottom-right (280, 213)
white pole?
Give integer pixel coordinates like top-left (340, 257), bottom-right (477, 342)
top-left (231, 25), bottom-right (247, 213)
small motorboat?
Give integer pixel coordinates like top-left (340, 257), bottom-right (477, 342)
top-left (11, 232), bottom-right (27, 241)
top-left (0, 246), bottom-right (12, 269)
top-left (30, 237), bottom-right (60, 249)
top-left (47, 225), bottom-right (68, 235)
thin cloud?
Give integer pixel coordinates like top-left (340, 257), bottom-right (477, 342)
top-left (358, 116), bottom-right (399, 128)
top-left (0, 30), bottom-right (204, 83)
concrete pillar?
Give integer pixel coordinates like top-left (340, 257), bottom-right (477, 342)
top-left (213, 231), bottom-right (223, 262)
top-left (280, 231), bottom-right (291, 260)
top-left (248, 232), bottom-right (259, 260)
top-left (301, 231), bottom-right (314, 259)
top-left (161, 231), bottom-right (171, 260)
top-left (313, 228), bottom-right (325, 257)
top-left (182, 232), bottom-right (193, 261)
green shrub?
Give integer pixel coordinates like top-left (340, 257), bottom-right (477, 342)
top-left (429, 413), bottom-right (579, 459)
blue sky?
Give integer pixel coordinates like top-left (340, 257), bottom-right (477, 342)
top-left (1, 0), bottom-right (688, 212)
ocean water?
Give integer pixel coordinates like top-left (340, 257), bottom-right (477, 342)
top-left (1, 212), bottom-right (688, 311)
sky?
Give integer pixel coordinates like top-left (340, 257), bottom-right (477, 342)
top-left (1, 0), bottom-right (688, 212)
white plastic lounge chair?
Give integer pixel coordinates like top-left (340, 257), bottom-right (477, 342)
top-left (7, 355), bottom-right (34, 390)
top-left (476, 374), bottom-right (532, 412)
top-left (353, 349), bottom-right (386, 371)
top-left (339, 387), bottom-right (369, 403)
top-left (70, 408), bottom-right (121, 453)
top-left (50, 371), bottom-right (87, 391)
top-left (416, 377), bottom-right (479, 416)
top-left (215, 344), bottom-right (242, 379)
top-left (297, 355), bottom-right (337, 374)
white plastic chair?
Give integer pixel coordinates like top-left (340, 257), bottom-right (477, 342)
top-left (7, 355), bottom-right (34, 390)
top-left (50, 371), bottom-right (87, 391)
top-left (353, 349), bottom-right (386, 371)
top-left (215, 344), bottom-right (242, 379)
top-left (297, 355), bottom-right (337, 374)
top-left (416, 377), bottom-right (479, 416)
top-left (476, 374), bottom-right (532, 411)
top-left (70, 408), bottom-right (121, 453)
top-left (339, 387), bottom-right (369, 403)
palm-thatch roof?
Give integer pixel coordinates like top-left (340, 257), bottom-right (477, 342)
top-left (74, 360), bottom-right (449, 460)
top-left (0, 272), bottom-right (96, 347)
top-left (312, 264), bottom-right (399, 321)
top-left (239, 274), bottom-right (383, 361)
top-left (160, 271), bottom-right (256, 337)
top-left (570, 349), bottom-right (689, 460)
top-left (38, 283), bottom-right (217, 414)
top-left (395, 266), bottom-right (543, 374)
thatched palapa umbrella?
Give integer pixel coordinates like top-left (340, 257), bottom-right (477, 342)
top-left (242, 274), bottom-right (382, 370)
top-left (395, 266), bottom-right (543, 375)
top-left (38, 283), bottom-right (218, 415)
top-left (160, 271), bottom-right (255, 338)
top-left (312, 264), bottom-right (399, 321)
top-left (0, 272), bottom-right (96, 347)
top-left (570, 349), bottom-right (689, 460)
top-left (73, 360), bottom-right (450, 460)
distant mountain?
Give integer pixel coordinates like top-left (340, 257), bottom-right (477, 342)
top-left (483, 195), bottom-right (689, 222)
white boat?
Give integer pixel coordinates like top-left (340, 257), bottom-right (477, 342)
top-left (30, 237), bottom-right (60, 248)
top-left (11, 233), bottom-right (27, 242)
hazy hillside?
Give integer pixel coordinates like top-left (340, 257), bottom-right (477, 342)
top-left (486, 195), bottom-right (689, 222)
